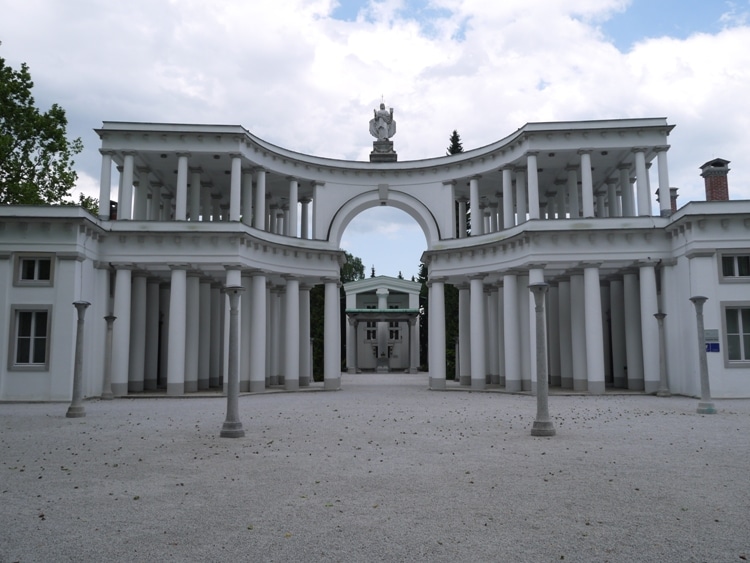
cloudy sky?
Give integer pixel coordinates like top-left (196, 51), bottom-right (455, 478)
top-left (2, 0), bottom-right (749, 279)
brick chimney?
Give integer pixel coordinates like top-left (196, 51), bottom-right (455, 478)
top-left (700, 158), bottom-right (730, 201)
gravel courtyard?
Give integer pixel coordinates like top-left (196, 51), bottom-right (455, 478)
top-left (1, 373), bottom-right (748, 562)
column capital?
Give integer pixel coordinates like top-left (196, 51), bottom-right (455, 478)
top-left (631, 147), bottom-right (648, 154)
top-left (99, 148), bottom-right (115, 156)
top-left (299, 196), bottom-right (312, 204)
top-left (223, 263), bottom-right (244, 272)
top-left (189, 166), bottom-right (203, 174)
top-left (286, 176), bottom-right (298, 182)
top-left (442, 179), bottom-right (457, 187)
top-left (525, 150), bottom-right (540, 157)
top-left (654, 145), bottom-right (670, 153)
top-left (136, 166), bottom-right (151, 175)
top-left (579, 261), bottom-right (602, 269)
top-left (617, 163), bottom-right (632, 171)
top-left (468, 273), bottom-right (486, 281)
top-left (635, 259), bottom-right (660, 268)
top-left (456, 282), bottom-right (470, 290)
top-left (470, 174), bottom-right (482, 180)
top-left (577, 149), bottom-right (593, 156)
top-left (168, 263), bottom-right (191, 271)
top-left (282, 274), bottom-right (300, 282)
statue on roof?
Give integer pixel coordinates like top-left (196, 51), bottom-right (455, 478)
top-left (369, 103), bottom-right (396, 141)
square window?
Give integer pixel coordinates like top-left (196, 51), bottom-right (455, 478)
top-left (14, 255), bottom-right (54, 286)
top-left (720, 253), bottom-right (750, 281)
top-left (724, 304), bottom-right (750, 365)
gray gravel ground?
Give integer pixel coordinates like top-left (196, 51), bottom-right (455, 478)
top-left (1, 373), bottom-right (749, 563)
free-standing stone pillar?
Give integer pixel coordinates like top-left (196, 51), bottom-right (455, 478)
top-left (515, 168), bottom-right (527, 223)
top-left (457, 196), bottom-right (468, 238)
top-left (527, 152), bottom-right (540, 220)
top-left (229, 154), bottom-right (242, 221)
top-left (609, 278), bottom-right (627, 388)
top-left (324, 279), bottom-right (341, 390)
top-left (66, 301), bottom-right (91, 418)
top-left (101, 314), bottom-right (116, 399)
top-left (119, 153), bottom-right (134, 220)
top-left (428, 277), bottom-right (446, 390)
top-left (198, 278), bottom-right (212, 390)
top-left (656, 147), bottom-right (671, 217)
top-left (346, 317), bottom-right (357, 374)
top-left (469, 176), bottom-right (483, 235)
top-left (220, 286), bottom-right (245, 438)
top-left (689, 297), bottom-right (717, 414)
top-left (580, 150), bottom-right (595, 218)
top-left (189, 167), bottom-right (202, 221)
top-left (567, 166), bottom-right (580, 219)
top-left (655, 312), bottom-right (671, 396)
top-left (529, 285), bottom-right (555, 437)
top-left (487, 287), bottom-right (499, 384)
top-left (240, 273), bottom-right (252, 393)
top-left (634, 149), bottom-right (650, 216)
top-left (502, 167), bottom-right (515, 228)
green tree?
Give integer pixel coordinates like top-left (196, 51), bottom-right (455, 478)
top-left (341, 252), bottom-right (365, 283)
top-left (446, 130), bottom-right (463, 155)
top-left (1, 52), bottom-right (83, 205)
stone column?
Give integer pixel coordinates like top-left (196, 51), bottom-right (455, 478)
top-left (241, 170), bottom-right (253, 226)
top-left (101, 315), bottom-right (116, 399)
top-left (98, 150), bottom-right (113, 219)
top-left (128, 273), bottom-right (147, 393)
top-left (623, 271), bottom-right (644, 390)
top-left (134, 172), bottom-right (149, 220)
top-left (240, 273), bottom-right (252, 392)
top-left (469, 176), bottom-right (482, 236)
top-left (149, 184), bottom-right (162, 221)
top-left (223, 268), bottom-right (242, 390)
top-left (583, 264), bottom-right (605, 394)
top-left (120, 153), bottom-right (135, 220)
top-left (268, 285), bottom-right (281, 385)
top-left (346, 317), bottom-right (357, 374)
top-left (253, 168), bottom-right (266, 230)
top-left (175, 153), bottom-right (189, 221)
top-left (287, 177), bottom-right (298, 237)
top-left (519, 272), bottom-right (531, 391)
top-left (249, 272), bottom-right (267, 392)
top-left (579, 150), bottom-right (595, 218)
top-left (656, 147), bottom-right (671, 217)
top-left (570, 271), bottom-right (587, 391)
top-left (617, 165), bottom-right (633, 217)
top-left (111, 267), bottom-right (132, 396)
top-left (209, 282), bottom-right (222, 388)
top-left (527, 152), bottom-right (540, 220)
top-left (376, 288), bottom-right (389, 362)
top-left (496, 282), bottom-right (505, 386)
top-left (229, 154), bottom-right (242, 221)
top-left (557, 277), bottom-right (573, 389)
top-left (428, 277), bottom-right (446, 389)
top-left (324, 278), bottom-right (341, 390)
top-left (65, 301), bottom-right (91, 418)
top-left (158, 283), bottom-right (170, 388)
top-left (300, 198), bottom-right (311, 240)
top-left (220, 285), bottom-right (245, 438)
top-left (567, 166), bottom-right (580, 219)
top-left (409, 317), bottom-right (419, 374)
top-left (198, 278), bottom-right (212, 390)
top-left (457, 283), bottom-right (471, 385)
top-left (299, 284), bottom-right (312, 386)
top-left (457, 197), bottom-right (468, 238)
top-left (487, 286), bottom-right (499, 384)
top-left (606, 179), bottom-right (619, 218)
top-left (639, 261), bottom-right (660, 393)
top-left (489, 202), bottom-right (499, 233)
top-left (548, 282), bottom-right (561, 386)
top-left (211, 193), bottom-right (222, 222)
top-left (503, 272), bottom-right (521, 392)
top-left (167, 266), bottom-right (187, 395)
top-left (554, 180), bottom-right (566, 219)
top-left (184, 271), bottom-right (200, 393)
top-left (634, 149), bottom-right (650, 216)
top-left (529, 285), bottom-right (555, 436)
top-left (689, 296), bottom-right (717, 414)
top-left (515, 168), bottom-right (527, 223)
top-left (189, 167), bottom-right (202, 221)
top-left (161, 192), bottom-right (174, 221)
top-left (284, 276), bottom-right (300, 390)
top-left (609, 278), bottom-right (627, 388)
top-left (201, 184), bottom-right (212, 222)
top-left (502, 167), bottom-right (514, 228)
top-left (655, 312), bottom-right (671, 396)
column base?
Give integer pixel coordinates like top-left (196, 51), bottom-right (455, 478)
top-left (198, 378), bottom-right (209, 391)
top-left (347, 367), bottom-right (357, 374)
top-left (490, 374), bottom-right (500, 385)
top-left (409, 367), bottom-right (418, 374)
top-left (299, 376), bottom-right (310, 387)
top-left (285, 379), bottom-right (299, 391)
top-left (550, 375), bottom-right (561, 387)
top-left (587, 380), bottom-right (605, 395)
top-left (167, 383), bottom-right (184, 396)
top-left (573, 378), bottom-right (587, 392)
top-left (505, 380), bottom-right (522, 393)
top-left (644, 380), bottom-right (659, 394)
top-left (185, 381), bottom-right (198, 393)
top-left (65, 405), bottom-right (86, 418)
top-left (220, 421), bottom-right (245, 438)
top-left (249, 380), bottom-right (266, 393)
top-left (459, 375), bottom-right (471, 386)
top-left (531, 420), bottom-right (556, 437)
top-left (144, 378), bottom-right (157, 391)
top-left (209, 377), bottom-right (220, 388)
top-left (269, 375), bottom-right (279, 386)
top-left (697, 401), bottom-right (717, 414)
top-left (429, 377), bottom-right (446, 390)
top-left (498, 375), bottom-right (506, 386)
top-left (111, 382), bottom-right (128, 397)
top-left (561, 377), bottom-right (573, 389)
top-left (128, 381), bottom-right (144, 393)
top-left (471, 379), bottom-right (485, 390)
top-left (628, 379), bottom-right (645, 391)
top-left (324, 378), bottom-right (341, 390)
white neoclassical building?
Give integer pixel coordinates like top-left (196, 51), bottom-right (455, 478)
top-left (1, 116), bottom-right (750, 401)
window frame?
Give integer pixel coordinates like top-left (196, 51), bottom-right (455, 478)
top-left (8, 305), bottom-right (53, 371)
top-left (721, 301), bottom-right (750, 368)
top-left (718, 251), bottom-right (750, 283)
top-left (13, 254), bottom-right (55, 287)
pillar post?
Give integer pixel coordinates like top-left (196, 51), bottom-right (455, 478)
top-left (457, 283), bottom-right (471, 385)
top-left (346, 317), bottom-right (357, 374)
top-left (229, 154), bottom-right (242, 221)
top-left (299, 284), bottom-right (312, 386)
top-left (98, 150), bottom-right (113, 219)
top-left (175, 153), bottom-right (189, 221)
top-left (128, 273), bottom-right (147, 393)
top-left (503, 273), bottom-right (521, 391)
top-left (457, 197), bottom-right (468, 238)
top-left (249, 272), bottom-right (267, 392)
top-left (324, 278), bottom-right (341, 390)
top-left (529, 285), bottom-right (555, 436)
top-left (120, 153), bottom-right (135, 220)
top-left (241, 170), bottom-right (253, 226)
top-left (639, 261), bottom-right (660, 393)
top-left (409, 317), bottom-right (419, 374)
top-left (623, 271), bottom-right (644, 390)
top-left (618, 165), bottom-right (635, 217)
top-left (656, 147), bottom-right (672, 217)
top-left (609, 278), bottom-right (627, 388)
top-left (487, 286), bottom-right (499, 384)
top-left (220, 286), bottom-right (246, 438)
top-left (502, 167), bottom-right (515, 228)
top-left (469, 176), bottom-right (482, 235)
top-left (548, 282), bottom-right (560, 386)
top-left (606, 179), bottom-right (619, 217)
top-left (557, 277), bottom-right (573, 389)
top-left (579, 150), bottom-right (595, 218)
top-left (376, 288), bottom-right (389, 364)
top-left (689, 296), bottom-right (717, 414)
top-left (634, 149), bottom-right (650, 216)
top-left (198, 278), bottom-right (212, 390)
top-left (66, 301), bottom-right (91, 418)
top-left (570, 271), bottom-right (587, 391)
top-left (566, 166), bottom-right (580, 219)
top-left (253, 168), bottom-right (266, 230)
top-left (189, 167), bottom-right (202, 221)
top-left (111, 267), bottom-right (132, 396)
top-left (428, 277), bottom-right (446, 390)
top-left (287, 177), bottom-right (299, 237)
top-left (134, 170), bottom-right (149, 220)
top-left (184, 271), bottom-right (200, 392)
top-left (527, 152), bottom-right (540, 220)
top-left (515, 168), bottom-right (527, 223)
top-left (167, 265), bottom-right (187, 395)
top-left (583, 264), bottom-right (605, 394)
top-left (300, 198), bottom-right (311, 239)
top-left (101, 314), bottom-right (116, 399)
top-left (201, 184), bottom-right (212, 222)
top-left (284, 275), bottom-right (300, 390)
top-left (654, 312), bottom-right (671, 396)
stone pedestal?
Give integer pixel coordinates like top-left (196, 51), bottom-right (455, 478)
top-left (370, 140), bottom-right (397, 163)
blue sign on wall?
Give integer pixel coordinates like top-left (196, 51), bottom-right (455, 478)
top-left (706, 343), bottom-right (720, 353)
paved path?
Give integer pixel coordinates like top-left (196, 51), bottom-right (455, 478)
top-left (1, 373), bottom-right (748, 562)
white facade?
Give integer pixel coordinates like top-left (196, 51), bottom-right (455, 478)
top-left (1, 118), bottom-right (749, 401)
